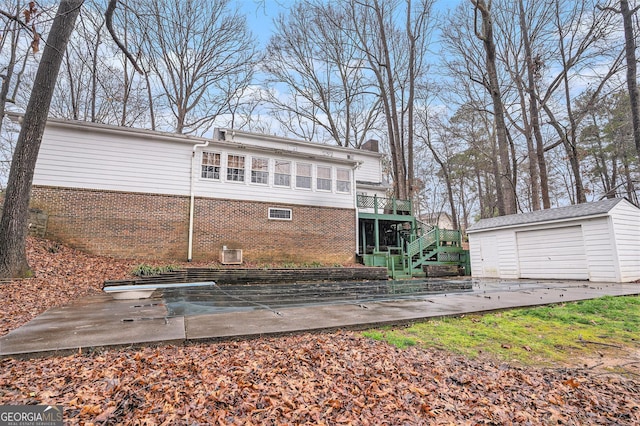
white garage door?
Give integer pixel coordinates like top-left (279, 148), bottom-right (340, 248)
top-left (516, 226), bottom-right (589, 280)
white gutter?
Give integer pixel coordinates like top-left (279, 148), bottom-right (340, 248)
top-left (188, 140), bottom-right (210, 261)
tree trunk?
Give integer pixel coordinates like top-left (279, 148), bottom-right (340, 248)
top-left (90, 20), bottom-right (103, 122)
top-left (374, 2), bottom-right (406, 200)
top-left (621, 0), bottom-right (640, 159)
top-left (472, 0), bottom-right (516, 215)
top-left (0, 0), bottom-right (83, 279)
top-left (518, 0), bottom-right (542, 210)
top-left (406, 1), bottom-right (417, 205)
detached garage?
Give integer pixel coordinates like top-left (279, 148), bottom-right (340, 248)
top-left (467, 198), bottom-right (640, 283)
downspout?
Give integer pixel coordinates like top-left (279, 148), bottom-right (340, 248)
top-left (353, 161), bottom-right (363, 256)
top-left (188, 140), bottom-right (210, 261)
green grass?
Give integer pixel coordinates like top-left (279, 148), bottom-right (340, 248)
top-left (361, 295), bottom-right (640, 366)
top-left (362, 330), bottom-right (418, 349)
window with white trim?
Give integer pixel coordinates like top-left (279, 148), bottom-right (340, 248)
top-left (201, 151), bottom-right (221, 179)
top-left (274, 160), bottom-right (291, 187)
top-left (296, 162), bottom-right (312, 189)
top-left (251, 157), bottom-right (269, 184)
top-left (317, 166), bottom-right (332, 191)
top-left (227, 154), bottom-right (245, 182)
top-left (336, 168), bottom-right (351, 193)
top-left (268, 207), bottom-right (292, 220)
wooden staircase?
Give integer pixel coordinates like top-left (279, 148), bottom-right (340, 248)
top-left (357, 195), bottom-right (470, 279)
top-left (399, 226), bottom-right (469, 278)
top-left (363, 223), bottom-right (470, 279)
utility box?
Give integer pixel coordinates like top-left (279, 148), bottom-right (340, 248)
top-left (221, 248), bottom-right (243, 265)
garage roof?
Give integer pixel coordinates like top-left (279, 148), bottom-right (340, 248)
top-left (467, 198), bottom-right (628, 233)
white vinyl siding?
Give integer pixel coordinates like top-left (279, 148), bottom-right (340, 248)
top-left (274, 160), bottom-right (291, 187)
top-left (582, 218), bottom-right (618, 282)
top-left (610, 202), bottom-right (640, 282)
top-left (227, 154), bottom-right (245, 182)
top-left (355, 155), bottom-right (383, 184)
top-left (317, 166), bottom-right (332, 191)
top-left (32, 120), bottom-right (372, 210)
top-left (497, 232), bottom-right (518, 278)
top-left (469, 231), bottom-right (517, 279)
top-left (34, 126), bottom-right (192, 196)
top-left (251, 157), bottom-right (269, 184)
top-left (296, 163), bottom-right (312, 189)
top-left (201, 151), bottom-right (221, 180)
top-left (516, 226), bottom-right (588, 280)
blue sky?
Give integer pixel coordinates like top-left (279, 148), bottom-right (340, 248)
top-left (236, 0), bottom-right (293, 46)
top-left (237, 0), bottom-right (462, 47)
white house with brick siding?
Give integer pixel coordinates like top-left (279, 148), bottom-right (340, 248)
top-left (12, 114), bottom-right (390, 264)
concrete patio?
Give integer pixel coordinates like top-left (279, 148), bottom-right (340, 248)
top-left (1, 278), bottom-right (638, 358)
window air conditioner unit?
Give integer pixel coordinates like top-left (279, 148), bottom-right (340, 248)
top-left (221, 248), bottom-right (243, 265)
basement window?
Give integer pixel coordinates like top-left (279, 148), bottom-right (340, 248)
top-left (268, 207), bottom-right (292, 221)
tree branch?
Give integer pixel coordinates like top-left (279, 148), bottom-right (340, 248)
top-left (105, 0), bottom-right (143, 74)
top-left (0, 9), bottom-right (33, 33)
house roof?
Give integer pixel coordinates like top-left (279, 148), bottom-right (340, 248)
top-left (216, 128), bottom-right (384, 159)
top-left (467, 198), bottom-right (630, 233)
top-left (5, 113), bottom-right (381, 161)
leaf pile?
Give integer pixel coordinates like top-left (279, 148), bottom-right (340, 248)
top-left (0, 237), bottom-right (138, 336)
top-left (1, 238), bottom-right (639, 424)
top-left (1, 333), bottom-right (639, 424)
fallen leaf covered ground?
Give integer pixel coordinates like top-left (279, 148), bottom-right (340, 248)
top-left (0, 238), bottom-right (139, 336)
top-left (1, 238), bottom-right (639, 424)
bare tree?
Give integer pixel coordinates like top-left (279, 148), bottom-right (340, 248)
top-left (581, 90), bottom-right (639, 203)
top-left (439, 4), bottom-right (507, 218)
top-left (441, 0), bottom-right (627, 214)
top-left (0, 0), bottom-right (146, 278)
top-left (348, 0), bottom-right (435, 201)
top-left (0, 1), bottom-right (37, 127)
top-left (417, 110), bottom-right (459, 229)
top-left (262, 1), bottom-right (380, 147)
top-left (37, 3), bottom-right (151, 127)
top-left (599, 0), bottom-right (640, 160)
top-left (538, 0), bottom-right (623, 204)
top-left (0, 1), bottom-right (44, 184)
top-left (0, 0), bottom-right (83, 278)
top-left (516, 0), bottom-right (550, 209)
top-left (139, 0), bottom-right (257, 135)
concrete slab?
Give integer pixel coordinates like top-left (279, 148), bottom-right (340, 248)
top-left (0, 294), bottom-right (185, 357)
top-left (1, 279), bottom-right (639, 357)
top-left (184, 280), bottom-right (640, 340)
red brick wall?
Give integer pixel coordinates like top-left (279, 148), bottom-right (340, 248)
top-left (30, 186), bottom-right (356, 264)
